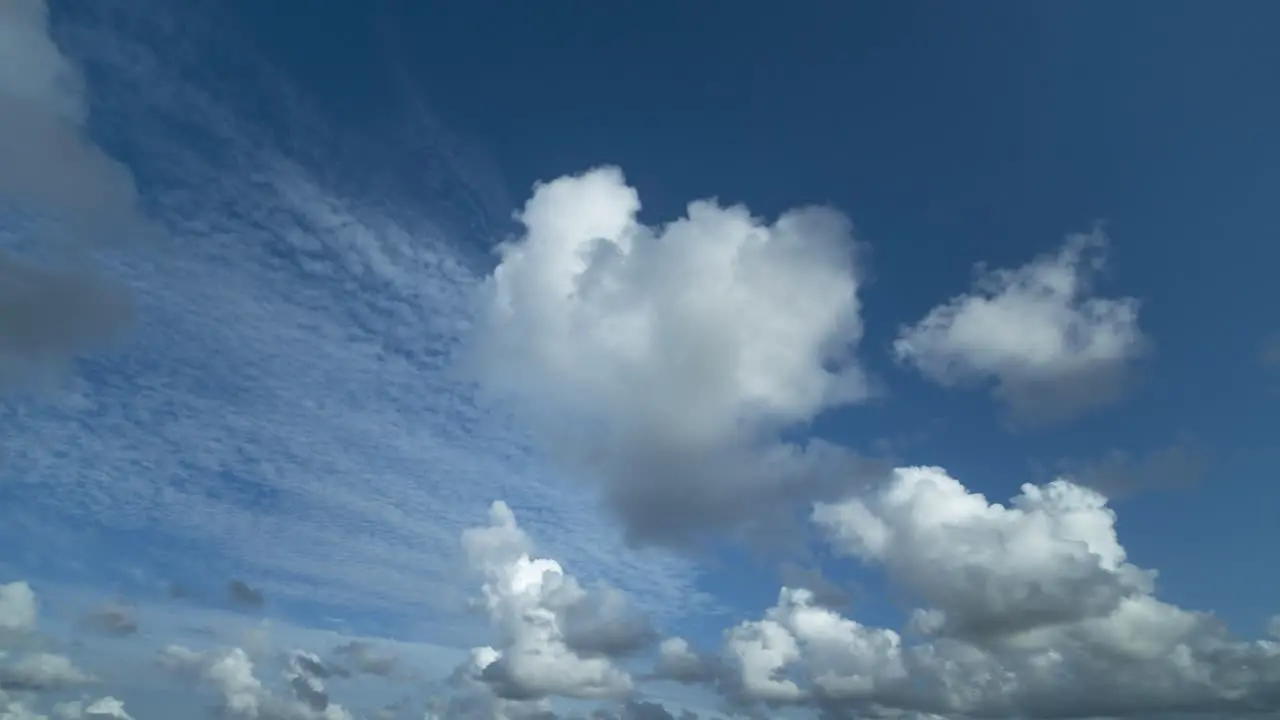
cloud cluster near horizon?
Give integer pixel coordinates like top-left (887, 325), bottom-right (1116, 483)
top-left (6, 476), bottom-right (1280, 719)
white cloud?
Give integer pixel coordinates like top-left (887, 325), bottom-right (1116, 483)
top-left (813, 466), bottom-right (1154, 638)
top-left (652, 639), bottom-right (715, 685)
top-left (161, 644), bottom-right (357, 720)
top-left (894, 230), bottom-right (1144, 424)
top-left (0, 584), bottom-right (37, 637)
top-left (0, 653), bottom-right (95, 692)
top-left (475, 167), bottom-right (875, 545)
top-left (696, 469), bottom-right (1280, 718)
top-left (460, 502), bottom-right (638, 701)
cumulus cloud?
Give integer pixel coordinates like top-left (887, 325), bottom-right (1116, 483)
top-left (161, 644), bottom-right (355, 720)
top-left (460, 501), bottom-right (641, 701)
top-left (0, 583), bottom-right (37, 637)
top-left (473, 167), bottom-right (879, 547)
top-left (686, 468), bottom-right (1280, 718)
top-left (0, 0), bottom-right (139, 381)
top-left (51, 696), bottom-right (133, 720)
top-left (894, 230), bottom-right (1144, 425)
top-left (0, 653), bottom-right (95, 692)
top-left (331, 641), bottom-right (397, 678)
top-left (651, 638), bottom-right (717, 686)
top-left (813, 466), bottom-right (1154, 639)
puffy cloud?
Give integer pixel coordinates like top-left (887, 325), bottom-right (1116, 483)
top-left (651, 639), bottom-right (717, 685)
top-left (813, 466), bottom-right (1154, 639)
top-left (0, 583), bottom-right (37, 637)
top-left (700, 469), bottom-right (1280, 718)
top-left (723, 588), bottom-right (905, 706)
top-left (461, 501), bottom-right (639, 700)
top-left (0, 0), bottom-right (139, 382)
top-left (894, 230), bottom-right (1144, 425)
top-left (0, 697), bottom-right (46, 720)
top-left (0, 653), bottom-right (95, 692)
top-left (160, 644), bottom-right (355, 720)
top-left (474, 167), bottom-right (876, 546)
top-left (331, 641), bottom-right (397, 678)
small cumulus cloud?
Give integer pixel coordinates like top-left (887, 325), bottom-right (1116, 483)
top-left (459, 501), bottom-right (642, 701)
top-left (664, 468), bottom-right (1280, 718)
top-left (894, 229), bottom-right (1145, 426)
top-left (227, 580), bottom-right (266, 609)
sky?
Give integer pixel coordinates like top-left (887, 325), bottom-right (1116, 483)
top-left (1, 0), bottom-right (1279, 718)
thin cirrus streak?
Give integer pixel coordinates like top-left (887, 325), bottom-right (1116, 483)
top-left (0, 2), bottom-right (710, 633)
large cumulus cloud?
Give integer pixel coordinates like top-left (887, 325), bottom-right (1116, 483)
top-left (473, 167), bottom-right (879, 546)
top-left (460, 501), bottom-right (650, 701)
top-left (894, 230), bottom-right (1145, 425)
top-left (667, 468), bottom-right (1280, 719)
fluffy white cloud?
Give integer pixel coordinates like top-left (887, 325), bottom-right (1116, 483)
top-left (0, 0), bottom-right (138, 382)
top-left (161, 644), bottom-right (355, 720)
top-left (701, 469), bottom-right (1280, 718)
top-left (894, 230), bottom-right (1144, 424)
top-left (474, 167), bottom-right (875, 545)
top-left (813, 466), bottom-right (1154, 638)
top-left (0, 584), bottom-right (37, 637)
top-left (652, 638), bottom-right (716, 685)
top-left (0, 653), bottom-right (95, 692)
top-left (460, 501), bottom-right (639, 701)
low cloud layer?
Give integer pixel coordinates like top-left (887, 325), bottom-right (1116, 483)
top-left (474, 167), bottom-right (877, 546)
top-left (674, 468), bottom-right (1280, 718)
top-left (894, 230), bottom-right (1145, 425)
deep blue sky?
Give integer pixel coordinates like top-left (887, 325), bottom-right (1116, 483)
top-left (221, 0), bottom-right (1280, 629)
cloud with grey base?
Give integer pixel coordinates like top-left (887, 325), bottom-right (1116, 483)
top-left (894, 229), bottom-right (1145, 426)
top-left (473, 167), bottom-right (883, 548)
top-left (0, 0), bottom-right (141, 382)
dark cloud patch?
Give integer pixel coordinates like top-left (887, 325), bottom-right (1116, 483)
top-left (226, 579), bottom-right (265, 608)
top-left (1055, 435), bottom-right (1206, 501)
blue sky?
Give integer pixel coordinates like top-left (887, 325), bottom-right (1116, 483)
top-left (2, 1), bottom-right (1279, 719)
